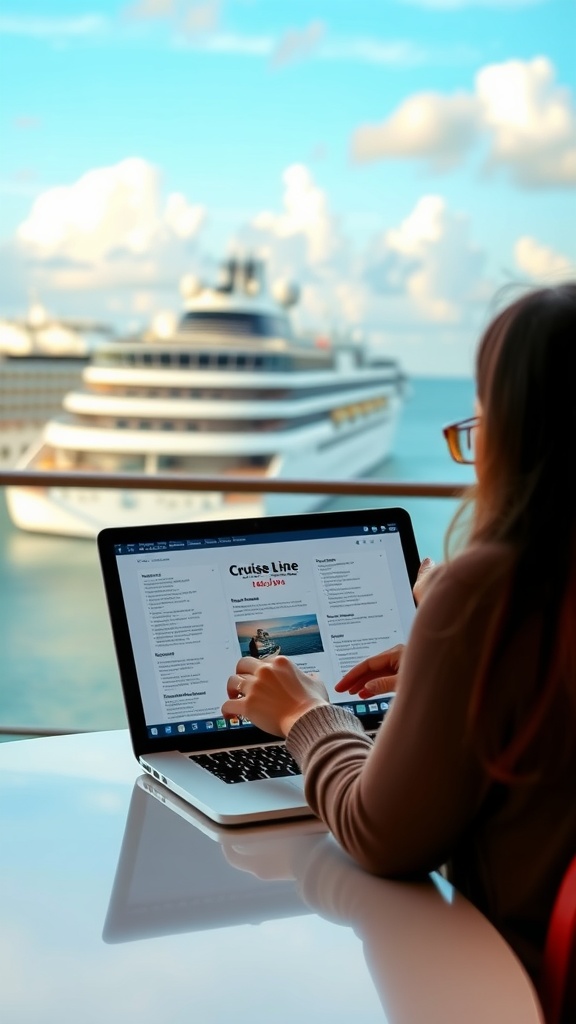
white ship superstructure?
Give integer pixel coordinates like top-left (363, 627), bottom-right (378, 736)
top-left (6, 260), bottom-right (407, 537)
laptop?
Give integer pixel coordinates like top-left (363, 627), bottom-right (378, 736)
top-left (97, 505), bottom-right (420, 825)
top-left (103, 774), bottom-right (327, 944)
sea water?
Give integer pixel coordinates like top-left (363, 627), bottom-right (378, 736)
top-left (0, 376), bottom-right (475, 735)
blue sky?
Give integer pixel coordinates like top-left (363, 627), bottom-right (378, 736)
top-left (1, 0), bottom-right (575, 374)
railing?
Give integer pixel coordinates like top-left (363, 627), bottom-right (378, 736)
top-left (0, 468), bottom-right (464, 499)
top-left (0, 469), bottom-right (466, 739)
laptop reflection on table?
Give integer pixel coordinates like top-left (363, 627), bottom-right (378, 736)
top-left (102, 775), bottom-right (327, 944)
top-left (103, 777), bottom-right (540, 1024)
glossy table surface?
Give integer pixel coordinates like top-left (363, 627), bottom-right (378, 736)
top-left (0, 729), bottom-right (544, 1024)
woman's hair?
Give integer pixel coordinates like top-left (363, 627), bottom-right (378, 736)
top-left (453, 282), bottom-right (576, 779)
top-left (473, 281), bottom-right (576, 547)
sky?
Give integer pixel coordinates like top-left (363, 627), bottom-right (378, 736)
top-left (1, 0), bottom-right (575, 375)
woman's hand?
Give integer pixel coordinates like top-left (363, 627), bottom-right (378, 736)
top-left (222, 655), bottom-right (330, 738)
top-left (334, 558), bottom-right (437, 699)
top-left (334, 643), bottom-right (405, 698)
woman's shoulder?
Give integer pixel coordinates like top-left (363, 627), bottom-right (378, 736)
top-left (403, 544), bottom-right (518, 699)
top-left (420, 542), bottom-right (514, 613)
top-left (445, 542), bottom-right (513, 580)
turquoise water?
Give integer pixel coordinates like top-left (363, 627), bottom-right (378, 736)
top-left (0, 376), bottom-right (475, 735)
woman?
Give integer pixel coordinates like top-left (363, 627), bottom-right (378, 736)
top-left (222, 282), bottom-right (576, 988)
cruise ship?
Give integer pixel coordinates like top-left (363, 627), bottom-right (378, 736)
top-left (0, 302), bottom-right (114, 468)
top-left (6, 259), bottom-right (407, 538)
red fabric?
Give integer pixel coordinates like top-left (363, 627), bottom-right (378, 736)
top-left (539, 855), bottom-right (576, 1024)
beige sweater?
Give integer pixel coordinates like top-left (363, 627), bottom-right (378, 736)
top-left (286, 543), bottom-right (576, 983)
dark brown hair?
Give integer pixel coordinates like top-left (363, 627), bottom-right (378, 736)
top-left (455, 282), bottom-right (576, 779)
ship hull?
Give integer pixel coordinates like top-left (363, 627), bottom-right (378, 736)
top-left (6, 408), bottom-right (401, 538)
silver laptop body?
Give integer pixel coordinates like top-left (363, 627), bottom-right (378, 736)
top-left (97, 506), bottom-right (420, 825)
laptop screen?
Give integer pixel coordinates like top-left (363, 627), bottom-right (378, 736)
top-left (98, 506), bottom-right (420, 752)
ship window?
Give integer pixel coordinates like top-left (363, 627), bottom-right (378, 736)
top-left (199, 354), bottom-right (210, 367)
top-left (217, 354), bottom-right (229, 366)
top-left (237, 355), bottom-right (247, 368)
top-left (179, 353), bottom-right (191, 366)
top-left (160, 353), bottom-right (171, 366)
top-left (178, 310), bottom-right (292, 339)
top-left (273, 316), bottom-right (288, 337)
top-left (143, 353), bottom-right (153, 365)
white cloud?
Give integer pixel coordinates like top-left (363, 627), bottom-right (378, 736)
top-left (351, 92), bottom-right (480, 170)
top-left (0, 11), bottom-right (473, 67)
top-left (249, 163), bottom-right (344, 266)
top-left (164, 192), bottom-right (205, 239)
top-left (476, 58), bottom-right (576, 186)
top-left (124, 0), bottom-right (222, 26)
top-left (170, 26), bottom-right (468, 68)
top-left (351, 57), bottom-right (576, 187)
top-left (181, 1), bottom-right (222, 35)
top-left (384, 196), bottom-right (487, 321)
top-left (123, 1), bottom-right (224, 40)
top-left (180, 31), bottom-right (271, 55)
top-left (398, 0), bottom-right (543, 7)
top-left (17, 158), bottom-right (204, 261)
top-left (514, 236), bottom-right (574, 281)
top-left (237, 170), bottom-right (489, 372)
top-left (124, 0), bottom-right (177, 19)
top-left (13, 159), bottom-right (206, 323)
top-left (0, 15), bottom-right (106, 37)
top-left (321, 38), bottom-right (430, 66)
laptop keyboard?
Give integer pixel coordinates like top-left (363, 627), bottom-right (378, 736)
top-left (188, 697), bottom-right (393, 784)
top-left (189, 744), bottom-right (301, 784)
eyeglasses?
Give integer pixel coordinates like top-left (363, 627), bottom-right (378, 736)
top-left (442, 416), bottom-right (480, 465)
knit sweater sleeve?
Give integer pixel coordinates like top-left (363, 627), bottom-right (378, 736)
top-left (287, 703), bottom-right (369, 757)
top-left (285, 548), bottom-right (499, 878)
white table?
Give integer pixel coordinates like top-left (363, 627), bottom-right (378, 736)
top-left (0, 729), bottom-right (544, 1024)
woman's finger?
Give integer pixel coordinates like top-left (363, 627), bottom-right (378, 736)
top-left (226, 673), bottom-right (249, 699)
top-left (413, 557), bottom-right (436, 603)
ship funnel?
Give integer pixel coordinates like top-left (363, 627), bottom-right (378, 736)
top-left (216, 259), bottom-right (236, 293)
top-left (243, 258), bottom-right (264, 296)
